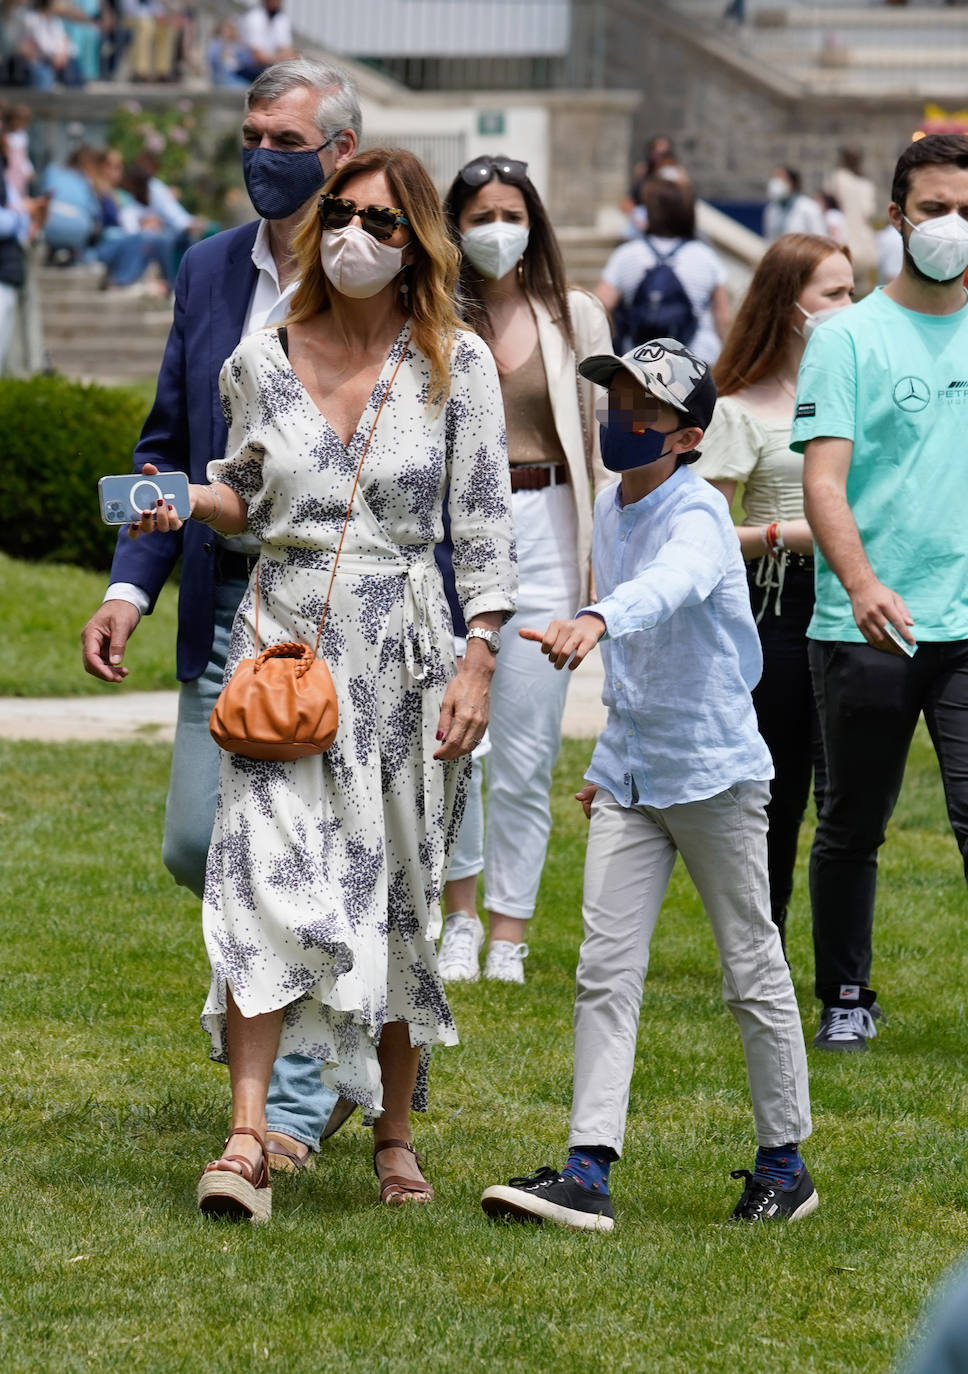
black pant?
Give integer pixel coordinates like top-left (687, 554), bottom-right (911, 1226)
top-left (808, 638), bottom-right (968, 1006)
top-left (748, 556), bottom-right (826, 933)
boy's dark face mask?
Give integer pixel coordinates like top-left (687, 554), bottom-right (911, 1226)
top-left (598, 412), bottom-right (685, 472)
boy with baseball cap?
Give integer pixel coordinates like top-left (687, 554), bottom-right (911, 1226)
top-left (480, 339), bottom-right (815, 1231)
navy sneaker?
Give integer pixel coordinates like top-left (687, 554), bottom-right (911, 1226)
top-left (729, 1166), bottom-right (819, 1223)
top-left (813, 1005), bottom-right (878, 1051)
top-left (481, 1166), bottom-right (615, 1233)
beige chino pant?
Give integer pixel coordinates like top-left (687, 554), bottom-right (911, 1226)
top-left (569, 784), bottom-right (812, 1155)
top-left (130, 15), bottom-right (177, 79)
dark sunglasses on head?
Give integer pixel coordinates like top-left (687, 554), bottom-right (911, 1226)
top-left (458, 156), bottom-right (529, 188)
top-left (317, 193), bottom-right (410, 242)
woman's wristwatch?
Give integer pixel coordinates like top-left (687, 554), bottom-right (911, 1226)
top-left (466, 626), bottom-right (501, 654)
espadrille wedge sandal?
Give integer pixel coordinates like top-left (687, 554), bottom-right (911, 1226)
top-left (197, 1127), bottom-right (272, 1222)
top-left (373, 1138), bottom-right (434, 1205)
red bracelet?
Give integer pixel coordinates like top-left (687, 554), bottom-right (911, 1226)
top-left (765, 521), bottom-right (780, 554)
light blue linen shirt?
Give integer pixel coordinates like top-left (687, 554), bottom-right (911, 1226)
top-left (582, 465), bottom-right (773, 809)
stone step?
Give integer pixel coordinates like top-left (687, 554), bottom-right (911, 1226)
top-left (35, 266), bottom-right (109, 295)
top-left (759, 5), bottom-right (968, 26)
top-left (46, 340), bottom-right (167, 375)
top-left (38, 302), bottom-right (172, 331)
top-left (36, 262), bottom-right (171, 381)
top-left (560, 232), bottom-right (622, 289)
top-left (755, 38), bottom-right (968, 61)
top-left (674, 0), bottom-right (968, 17)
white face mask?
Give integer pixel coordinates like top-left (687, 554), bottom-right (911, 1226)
top-left (319, 224), bottom-right (405, 299)
top-left (767, 176), bottom-right (791, 203)
top-left (795, 300), bottom-right (850, 341)
top-left (902, 210), bottom-right (968, 283)
top-left (460, 222), bottom-right (530, 280)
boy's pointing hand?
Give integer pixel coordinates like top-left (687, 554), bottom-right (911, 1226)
top-left (519, 614), bottom-right (606, 671)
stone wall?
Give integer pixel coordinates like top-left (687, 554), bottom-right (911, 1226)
top-left (544, 91), bottom-right (642, 226)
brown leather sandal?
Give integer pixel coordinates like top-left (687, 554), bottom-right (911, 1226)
top-left (265, 1132), bottom-right (316, 1175)
top-left (197, 1127), bottom-right (272, 1222)
top-left (373, 1138), bottom-right (435, 1205)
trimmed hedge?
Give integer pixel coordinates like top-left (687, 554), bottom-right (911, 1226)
top-left (0, 374), bottom-right (150, 571)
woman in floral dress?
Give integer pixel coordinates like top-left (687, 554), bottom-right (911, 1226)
top-left (133, 148), bottom-right (516, 1220)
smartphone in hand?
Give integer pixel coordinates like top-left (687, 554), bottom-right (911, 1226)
top-left (98, 471), bottom-right (191, 525)
top-left (883, 622), bottom-right (917, 658)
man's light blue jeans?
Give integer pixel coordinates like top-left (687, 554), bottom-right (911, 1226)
top-left (162, 574), bottom-right (337, 1152)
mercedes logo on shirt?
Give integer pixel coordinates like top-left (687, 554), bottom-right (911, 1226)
top-left (892, 376), bottom-right (931, 412)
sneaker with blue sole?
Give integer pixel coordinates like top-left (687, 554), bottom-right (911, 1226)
top-left (729, 1166), bottom-right (819, 1222)
top-left (481, 1166), bottom-right (615, 1232)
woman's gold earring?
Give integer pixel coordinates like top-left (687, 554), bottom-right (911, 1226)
top-left (516, 259), bottom-right (525, 285)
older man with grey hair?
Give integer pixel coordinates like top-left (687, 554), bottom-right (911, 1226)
top-left (81, 58), bottom-right (361, 1169)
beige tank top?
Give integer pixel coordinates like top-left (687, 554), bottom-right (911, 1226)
top-left (499, 342), bottom-right (566, 467)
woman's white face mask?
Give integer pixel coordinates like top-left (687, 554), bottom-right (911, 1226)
top-left (794, 300), bottom-right (850, 341)
top-left (902, 210), bottom-right (968, 283)
top-left (319, 224), bottom-right (405, 299)
top-left (460, 222), bottom-right (530, 280)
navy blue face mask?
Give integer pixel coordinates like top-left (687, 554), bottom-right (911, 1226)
top-left (600, 420), bottom-right (682, 473)
top-left (242, 142), bottom-right (330, 220)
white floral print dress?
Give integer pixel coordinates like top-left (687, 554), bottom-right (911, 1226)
top-left (200, 322), bottom-right (516, 1115)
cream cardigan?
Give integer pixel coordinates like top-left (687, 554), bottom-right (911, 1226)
top-left (530, 288), bottom-right (613, 604)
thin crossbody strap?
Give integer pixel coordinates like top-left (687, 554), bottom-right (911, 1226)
top-left (251, 342), bottom-right (409, 659)
top-left (314, 346), bottom-right (408, 653)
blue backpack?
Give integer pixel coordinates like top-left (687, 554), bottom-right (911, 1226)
top-left (612, 238), bottom-right (698, 353)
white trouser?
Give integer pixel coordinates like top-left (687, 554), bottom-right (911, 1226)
top-left (448, 482), bottom-right (581, 920)
top-left (570, 785), bottom-right (812, 1154)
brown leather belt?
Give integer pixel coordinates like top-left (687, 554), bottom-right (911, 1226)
top-left (509, 463), bottom-right (569, 492)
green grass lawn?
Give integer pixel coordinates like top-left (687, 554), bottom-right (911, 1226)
top-left (0, 552), bottom-right (178, 696)
top-left (1, 733), bottom-right (966, 1373)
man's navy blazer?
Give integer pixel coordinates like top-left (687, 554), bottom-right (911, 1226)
top-left (108, 220), bottom-right (260, 683)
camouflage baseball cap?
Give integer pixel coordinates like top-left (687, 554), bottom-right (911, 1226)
top-left (578, 337), bottom-right (717, 431)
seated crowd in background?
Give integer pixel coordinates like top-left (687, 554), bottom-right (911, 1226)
top-left (0, 0), bottom-right (196, 86)
top-left (40, 140), bottom-right (208, 290)
top-left (1, 93), bottom-right (211, 299)
top-left (0, 1), bottom-right (296, 86)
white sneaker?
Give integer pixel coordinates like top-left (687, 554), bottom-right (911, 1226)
top-left (483, 939), bottom-right (529, 984)
top-left (437, 911), bottom-right (485, 982)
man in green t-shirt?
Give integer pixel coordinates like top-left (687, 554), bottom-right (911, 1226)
top-left (791, 133), bottom-right (968, 1052)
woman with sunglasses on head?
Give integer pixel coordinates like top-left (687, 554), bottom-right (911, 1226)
top-left (131, 148), bottom-right (516, 1220)
top-left (435, 155), bottom-right (612, 985)
top-left (693, 233), bottom-right (854, 954)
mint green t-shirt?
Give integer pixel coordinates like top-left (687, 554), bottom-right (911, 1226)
top-left (791, 287), bottom-right (968, 642)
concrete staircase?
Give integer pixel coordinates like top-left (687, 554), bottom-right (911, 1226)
top-left (36, 263), bottom-right (172, 385)
top-left (665, 0), bottom-right (968, 97)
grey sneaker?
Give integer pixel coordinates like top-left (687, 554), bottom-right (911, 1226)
top-left (812, 1005), bottom-right (878, 1051)
top-left (483, 939), bottom-right (529, 984)
top-left (437, 911), bottom-right (485, 982)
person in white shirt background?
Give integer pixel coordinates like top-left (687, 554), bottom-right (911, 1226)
top-left (237, 0), bottom-right (295, 82)
top-left (596, 179), bottom-right (732, 365)
top-left (11, 0), bottom-right (84, 87)
top-left (763, 166), bottom-right (826, 241)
